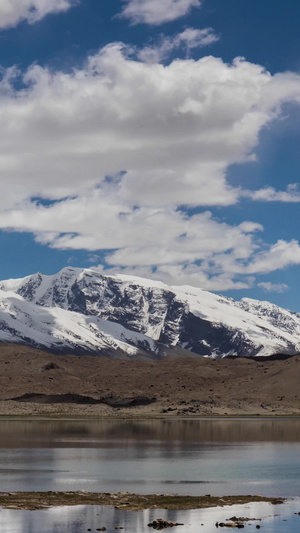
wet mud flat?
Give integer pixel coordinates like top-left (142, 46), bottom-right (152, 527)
top-left (0, 491), bottom-right (284, 511)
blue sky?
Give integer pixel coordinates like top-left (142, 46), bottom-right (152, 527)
top-left (0, 0), bottom-right (300, 310)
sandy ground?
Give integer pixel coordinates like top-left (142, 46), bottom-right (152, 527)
top-left (0, 343), bottom-right (299, 417)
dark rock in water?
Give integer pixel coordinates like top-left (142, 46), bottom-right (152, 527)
top-left (148, 519), bottom-right (184, 529)
top-left (228, 516), bottom-right (260, 523)
top-left (216, 523), bottom-right (244, 528)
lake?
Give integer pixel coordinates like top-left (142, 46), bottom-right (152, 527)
top-left (1, 418), bottom-right (300, 532)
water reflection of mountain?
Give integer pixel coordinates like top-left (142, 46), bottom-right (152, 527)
top-left (1, 419), bottom-right (300, 447)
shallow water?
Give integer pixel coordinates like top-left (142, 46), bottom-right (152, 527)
top-left (2, 500), bottom-right (300, 533)
top-left (1, 418), bottom-right (300, 531)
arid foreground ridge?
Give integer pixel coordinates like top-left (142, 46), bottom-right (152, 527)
top-left (0, 344), bottom-right (300, 417)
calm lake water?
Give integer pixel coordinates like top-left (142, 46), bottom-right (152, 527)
top-left (1, 418), bottom-right (300, 532)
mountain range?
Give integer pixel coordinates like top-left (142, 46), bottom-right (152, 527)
top-left (0, 267), bottom-right (299, 359)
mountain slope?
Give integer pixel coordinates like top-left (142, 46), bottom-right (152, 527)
top-left (0, 288), bottom-right (162, 358)
top-left (0, 267), bottom-right (299, 358)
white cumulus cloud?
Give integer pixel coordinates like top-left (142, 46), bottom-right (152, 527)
top-left (119, 0), bottom-right (201, 25)
top-left (138, 27), bottom-right (219, 63)
top-left (247, 184), bottom-right (300, 202)
top-left (247, 240), bottom-right (300, 274)
top-left (0, 45), bottom-right (299, 212)
top-left (258, 282), bottom-right (289, 293)
top-left (0, 0), bottom-right (78, 29)
top-left (0, 44), bottom-right (299, 288)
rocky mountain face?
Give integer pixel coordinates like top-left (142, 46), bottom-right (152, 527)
top-left (0, 267), bottom-right (299, 359)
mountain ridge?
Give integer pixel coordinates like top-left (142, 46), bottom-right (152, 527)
top-left (0, 267), bottom-right (299, 359)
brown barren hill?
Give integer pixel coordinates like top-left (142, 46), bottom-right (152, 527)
top-left (0, 343), bottom-right (299, 417)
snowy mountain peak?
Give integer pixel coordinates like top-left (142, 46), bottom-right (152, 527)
top-left (0, 268), bottom-right (299, 359)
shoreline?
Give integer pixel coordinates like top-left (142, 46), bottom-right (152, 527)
top-left (1, 413), bottom-right (300, 419)
top-left (1, 405), bottom-right (300, 419)
top-left (0, 492), bottom-right (285, 511)
top-left (1, 400), bottom-right (300, 418)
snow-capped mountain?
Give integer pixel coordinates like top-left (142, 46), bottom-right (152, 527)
top-left (0, 288), bottom-right (161, 358)
top-left (0, 267), bottom-right (300, 359)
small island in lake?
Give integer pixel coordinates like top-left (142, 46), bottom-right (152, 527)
top-left (0, 491), bottom-right (284, 511)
